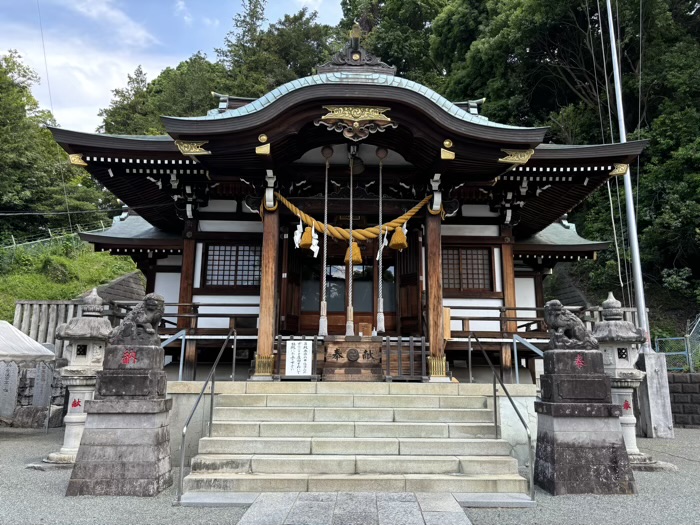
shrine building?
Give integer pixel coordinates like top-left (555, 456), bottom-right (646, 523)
top-left (50, 32), bottom-right (645, 382)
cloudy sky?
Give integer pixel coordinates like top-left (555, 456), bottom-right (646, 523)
top-left (0, 0), bottom-right (343, 132)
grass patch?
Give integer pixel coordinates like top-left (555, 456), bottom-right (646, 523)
top-left (0, 238), bottom-right (137, 322)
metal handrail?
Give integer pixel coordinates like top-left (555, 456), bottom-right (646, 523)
top-left (160, 329), bottom-right (187, 381)
top-left (513, 335), bottom-right (544, 385)
top-left (469, 332), bottom-right (535, 502)
top-left (174, 326), bottom-right (236, 506)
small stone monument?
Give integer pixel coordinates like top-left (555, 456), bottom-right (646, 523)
top-left (45, 289), bottom-right (112, 464)
top-left (535, 299), bottom-right (635, 495)
top-left (66, 293), bottom-right (173, 496)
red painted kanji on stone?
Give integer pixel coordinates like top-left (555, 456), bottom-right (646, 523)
top-left (71, 399), bottom-right (81, 408)
top-left (623, 399), bottom-right (631, 411)
top-left (575, 353), bottom-right (585, 369)
top-left (122, 351), bottom-right (137, 364)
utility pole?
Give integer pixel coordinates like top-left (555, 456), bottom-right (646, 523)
top-left (605, 0), bottom-right (651, 351)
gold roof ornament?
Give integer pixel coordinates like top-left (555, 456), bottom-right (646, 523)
top-left (68, 153), bottom-right (87, 167)
top-left (610, 163), bottom-right (628, 176)
top-left (498, 148), bottom-right (535, 165)
top-left (315, 106), bottom-right (398, 142)
top-left (175, 140), bottom-right (211, 156)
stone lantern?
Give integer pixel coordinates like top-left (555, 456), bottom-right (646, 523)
top-left (591, 292), bottom-right (645, 456)
top-left (44, 289), bottom-right (112, 464)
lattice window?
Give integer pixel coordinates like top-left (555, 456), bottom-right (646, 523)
top-left (442, 247), bottom-right (492, 291)
top-left (205, 245), bottom-right (261, 287)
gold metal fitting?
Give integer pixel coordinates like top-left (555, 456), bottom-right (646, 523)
top-left (258, 134), bottom-right (268, 143)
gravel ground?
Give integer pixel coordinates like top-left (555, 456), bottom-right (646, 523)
top-left (1, 427), bottom-right (698, 525)
top-left (0, 427), bottom-right (246, 525)
top-left (466, 428), bottom-right (700, 525)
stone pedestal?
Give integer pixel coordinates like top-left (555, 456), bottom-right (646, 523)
top-left (535, 349), bottom-right (636, 495)
top-left (45, 375), bottom-right (96, 463)
top-left (66, 344), bottom-right (172, 496)
top-left (323, 336), bottom-right (383, 382)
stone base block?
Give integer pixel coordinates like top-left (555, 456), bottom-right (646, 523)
top-left (535, 412), bottom-right (635, 495)
top-left (96, 369), bottom-right (166, 399)
top-left (67, 399), bottom-right (172, 497)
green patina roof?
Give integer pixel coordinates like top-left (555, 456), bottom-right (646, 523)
top-left (166, 71), bottom-right (533, 131)
top-left (518, 221), bottom-right (607, 248)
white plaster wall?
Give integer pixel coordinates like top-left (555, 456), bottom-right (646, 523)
top-left (198, 220), bottom-right (263, 233)
top-left (515, 276), bottom-right (537, 331)
top-left (443, 298), bottom-right (503, 332)
top-left (193, 243), bottom-right (203, 288)
top-left (441, 224), bottom-right (500, 237)
top-left (191, 294), bottom-right (261, 329)
top-left (494, 247), bottom-right (502, 292)
top-left (154, 272), bottom-right (181, 323)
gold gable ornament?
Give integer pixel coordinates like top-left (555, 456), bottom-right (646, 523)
top-left (344, 241), bottom-right (363, 265)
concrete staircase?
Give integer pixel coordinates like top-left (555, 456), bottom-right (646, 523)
top-left (182, 382), bottom-right (528, 494)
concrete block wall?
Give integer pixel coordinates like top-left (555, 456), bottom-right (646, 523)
top-left (668, 373), bottom-right (700, 428)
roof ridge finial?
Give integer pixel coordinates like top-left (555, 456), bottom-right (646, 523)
top-left (350, 21), bottom-right (361, 51)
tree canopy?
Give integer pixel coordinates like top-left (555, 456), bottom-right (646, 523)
top-left (0, 50), bottom-right (117, 244)
top-left (3, 0), bottom-right (700, 328)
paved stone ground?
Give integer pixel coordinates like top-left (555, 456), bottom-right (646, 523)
top-left (1, 427), bottom-right (698, 525)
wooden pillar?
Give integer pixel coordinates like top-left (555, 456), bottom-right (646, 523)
top-left (255, 206), bottom-right (279, 376)
top-left (501, 227), bottom-right (516, 370)
top-left (179, 236), bottom-right (197, 380)
top-left (425, 211), bottom-right (447, 377)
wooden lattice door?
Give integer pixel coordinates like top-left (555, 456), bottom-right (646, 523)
top-left (396, 229), bottom-right (423, 336)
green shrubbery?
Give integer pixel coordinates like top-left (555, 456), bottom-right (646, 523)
top-left (0, 237), bottom-right (136, 322)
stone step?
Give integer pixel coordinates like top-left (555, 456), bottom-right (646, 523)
top-left (212, 406), bottom-right (493, 423)
top-left (215, 393), bottom-right (488, 409)
top-left (210, 421), bottom-right (496, 438)
top-left (183, 472), bottom-right (527, 493)
top-left (190, 454), bottom-right (519, 475)
top-left (237, 382), bottom-right (466, 396)
top-left (198, 437), bottom-right (512, 456)
top-left (392, 408), bottom-right (493, 423)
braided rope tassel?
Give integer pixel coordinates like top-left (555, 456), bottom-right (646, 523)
top-left (346, 156), bottom-right (355, 336)
top-left (319, 148), bottom-right (333, 337)
top-left (376, 148), bottom-right (387, 334)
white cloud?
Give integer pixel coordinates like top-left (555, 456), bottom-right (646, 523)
top-left (52, 0), bottom-right (158, 49)
top-left (296, 0), bottom-right (324, 12)
top-left (202, 17), bottom-right (220, 28)
top-left (174, 0), bottom-right (194, 26)
top-left (0, 22), bottom-right (178, 133)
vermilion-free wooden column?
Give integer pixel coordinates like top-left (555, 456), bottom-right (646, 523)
top-left (254, 206), bottom-right (279, 377)
top-left (500, 227), bottom-right (516, 370)
top-left (425, 211), bottom-right (447, 379)
top-left (179, 236), bottom-right (197, 380)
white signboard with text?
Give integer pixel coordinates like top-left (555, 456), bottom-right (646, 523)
top-left (285, 340), bottom-right (313, 376)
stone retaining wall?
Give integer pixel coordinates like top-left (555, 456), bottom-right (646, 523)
top-left (668, 373), bottom-right (700, 428)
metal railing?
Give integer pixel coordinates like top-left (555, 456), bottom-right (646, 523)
top-left (468, 332), bottom-right (535, 502)
top-left (174, 327), bottom-right (236, 506)
top-left (159, 330), bottom-right (188, 381)
top-left (513, 335), bottom-right (544, 384)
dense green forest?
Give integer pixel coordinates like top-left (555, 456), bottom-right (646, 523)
top-left (1, 0), bottom-right (699, 333)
